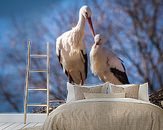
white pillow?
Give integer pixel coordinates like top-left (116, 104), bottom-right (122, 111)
top-left (66, 82), bottom-right (109, 103)
top-left (138, 83), bottom-right (149, 102)
top-left (66, 82), bottom-right (76, 103)
top-left (108, 82), bottom-right (149, 102)
top-left (109, 84), bottom-right (139, 99)
top-left (84, 93), bottom-right (126, 99)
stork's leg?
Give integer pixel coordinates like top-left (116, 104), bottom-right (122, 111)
top-left (65, 70), bottom-right (74, 84)
top-left (68, 73), bottom-right (74, 84)
top-left (79, 72), bottom-right (84, 85)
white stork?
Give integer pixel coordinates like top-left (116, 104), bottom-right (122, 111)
top-left (90, 34), bottom-right (129, 85)
top-left (56, 5), bottom-right (95, 85)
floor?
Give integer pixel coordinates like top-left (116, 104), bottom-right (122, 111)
top-left (0, 114), bottom-right (46, 130)
top-left (0, 122), bottom-right (43, 130)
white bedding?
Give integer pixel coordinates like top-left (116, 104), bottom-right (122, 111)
top-left (73, 98), bottom-right (158, 108)
top-left (23, 98), bottom-right (163, 130)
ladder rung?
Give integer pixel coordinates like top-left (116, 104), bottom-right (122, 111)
top-left (30, 54), bottom-right (47, 58)
top-left (27, 104), bottom-right (47, 107)
top-left (28, 88), bottom-right (47, 91)
top-left (30, 70), bottom-right (48, 73)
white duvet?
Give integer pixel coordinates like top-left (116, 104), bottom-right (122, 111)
top-left (23, 98), bottom-right (163, 130)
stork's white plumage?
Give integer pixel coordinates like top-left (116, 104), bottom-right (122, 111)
top-left (90, 34), bottom-right (129, 84)
top-left (56, 5), bottom-right (95, 85)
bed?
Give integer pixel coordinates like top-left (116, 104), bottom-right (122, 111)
top-left (23, 82), bottom-right (163, 130)
top-left (41, 98), bottom-right (163, 130)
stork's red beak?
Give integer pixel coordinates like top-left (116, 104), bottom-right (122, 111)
top-left (87, 17), bottom-right (95, 37)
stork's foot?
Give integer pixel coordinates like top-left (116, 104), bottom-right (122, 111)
top-left (67, 70), bottom-right (74, 84)
top-left (79, 72), bottom-right (84, 85)
top-left (80, 80), bottom-right (84, 85)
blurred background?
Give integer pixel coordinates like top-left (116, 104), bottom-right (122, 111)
top-left (0, 0), bottom-right (162, 112)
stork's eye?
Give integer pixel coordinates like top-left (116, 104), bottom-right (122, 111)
top-left (85, 12), bottom-right (88, 17)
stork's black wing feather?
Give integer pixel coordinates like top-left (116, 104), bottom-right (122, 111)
top-left (110, 67), bottom-right (129, 84)
top-left (118, 57), bottom-right (126, 71)
top-left (57, 50), bottom-right (74, 83)
top-left (81, 50), bottom-right (88, 79)
top-left (65, 69), bottom-right (74, 84)
top-left (121, 62), bottom-right (126, 71)
top-left (57, 50), bottom-right (63, 69)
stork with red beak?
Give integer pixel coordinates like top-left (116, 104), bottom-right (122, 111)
top-left (90, 34), bottom-right (129, 84)
top-left (56, 5), bottom-right (95, 85)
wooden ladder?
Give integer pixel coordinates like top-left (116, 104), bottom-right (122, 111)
top-left (24, 41), bottom-right (50, 124)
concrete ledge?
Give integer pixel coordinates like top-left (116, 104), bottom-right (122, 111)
top-left (0, 113), bottom-right (46, 123)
